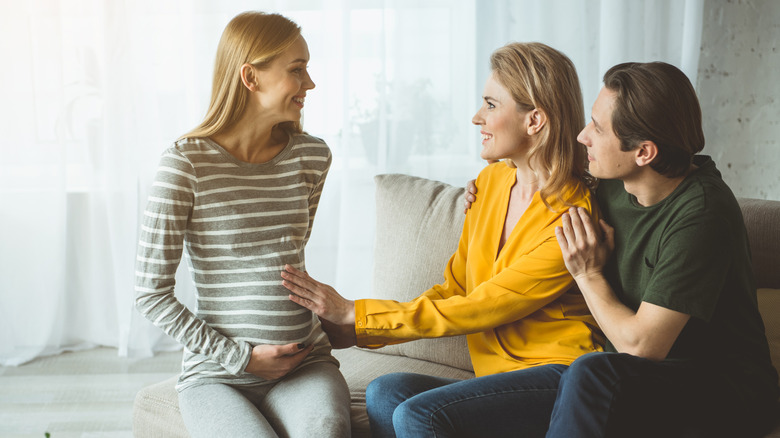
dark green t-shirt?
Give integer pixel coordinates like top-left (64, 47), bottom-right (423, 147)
top-left (597, 155), bottom-right (778, 404)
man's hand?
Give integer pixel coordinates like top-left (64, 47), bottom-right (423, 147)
top-left (555, 207), bottom-right (615, 280)
top-left (555, 207), bottom-right (691, 361)
top-left (244, 342), bottom-right (314, 380)
top-left (282, 265), bottom-right (356, 326)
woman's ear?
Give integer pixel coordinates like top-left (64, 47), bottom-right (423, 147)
top-left (240, 63), bottom-right (259, 91)
top-left (526, 109), bottom-right (547, 135)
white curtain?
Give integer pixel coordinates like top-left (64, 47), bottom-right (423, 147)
top-left (0, 0), bottom-right (703, 365)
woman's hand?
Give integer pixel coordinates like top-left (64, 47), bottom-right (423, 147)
top-left (463, 159), bottom-right (503, 213)
top-left (244, 342), bottom-right (314, 380)
top-left (555, 207), bottom-right (615, 281)
top-left (282, 265), bottom-right (356, 326)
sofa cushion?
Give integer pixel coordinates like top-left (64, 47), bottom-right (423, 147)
top-left (371, 174), bottom-right (473, 372)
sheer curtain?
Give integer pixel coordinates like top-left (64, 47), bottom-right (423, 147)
top-left (0, 0), bottom-right (703, 364)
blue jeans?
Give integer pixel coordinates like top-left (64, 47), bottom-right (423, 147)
top-left (366, 364), bottom-right (568, 438)
top-left (546, 352), bottom-right (775, 438)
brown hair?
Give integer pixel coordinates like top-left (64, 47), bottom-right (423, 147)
top-left (181, 12), bottom-right (302, 140)
top-left (603, 62), bottom-right (705, 177)
top-left (490, 42), bottom-right (589, 209)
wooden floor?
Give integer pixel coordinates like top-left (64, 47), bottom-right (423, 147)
top-left (0, 347), bottom-right (181, 438)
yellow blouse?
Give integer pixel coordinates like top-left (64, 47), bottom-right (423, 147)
top-left (355, 162), bottom-right (603, 377)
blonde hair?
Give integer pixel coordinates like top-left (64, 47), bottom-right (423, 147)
top-left (490, 42), bottom-right (589, 209)
top-left (181, 12), bottom-right (302, 140)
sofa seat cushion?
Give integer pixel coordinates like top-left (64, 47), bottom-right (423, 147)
top-left (133, 375), bottom-right (188, 438)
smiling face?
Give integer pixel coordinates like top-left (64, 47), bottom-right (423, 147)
top-left (253, 36), bottom-right (315, 125)
top-left (578, 87), bottom-right (639, 180)
top-left (472, 72), bottom-right (532, 163)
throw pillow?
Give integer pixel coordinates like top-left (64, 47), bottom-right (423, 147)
top-left (370, 174), bottom-right (473, 372)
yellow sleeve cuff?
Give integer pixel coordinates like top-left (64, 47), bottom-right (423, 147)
top-left (354, 299), bottom-right (368, 342)
top-left (354, 299), bottom-right (391, 349)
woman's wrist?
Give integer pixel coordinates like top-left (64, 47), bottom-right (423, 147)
top-left (343, 300), bottom-right (356, 326)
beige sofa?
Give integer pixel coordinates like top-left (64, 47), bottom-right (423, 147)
top-left (134, 173), bottom-right (780, 437)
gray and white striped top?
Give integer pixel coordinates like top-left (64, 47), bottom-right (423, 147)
top-left (135, 134), bottom-right (336, 391)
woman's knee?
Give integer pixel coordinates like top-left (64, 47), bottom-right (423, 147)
top-left (367, 373), bottom-right (416, 406)
top-left (179, 384), bottom-right (276, 437)
top-left (391, 397), bottom-right (431, 435)
top-left (366, 373), bottom-right (393, 404)
top-left (304, 412), bottom-right (351, 438)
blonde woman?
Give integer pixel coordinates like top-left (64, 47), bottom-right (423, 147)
top-left (134, 12), bottom-right (350, 438)
top-left (281, 42), bottom-right (603, 437)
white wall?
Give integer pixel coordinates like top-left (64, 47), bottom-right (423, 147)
top-left (698, 0), bottom-right (780, 201)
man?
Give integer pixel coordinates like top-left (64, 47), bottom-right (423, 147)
top-left (549, 62), bottom-right (778, 437)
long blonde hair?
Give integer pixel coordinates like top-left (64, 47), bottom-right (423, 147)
top-left (181, 12), bottom-right (303, 140)
top-left (490, 42), bottom-right (589, 208)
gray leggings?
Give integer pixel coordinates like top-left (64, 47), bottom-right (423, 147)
top-left (179, 361), bottom-right (351, 438)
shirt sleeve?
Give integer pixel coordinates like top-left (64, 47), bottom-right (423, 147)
top-left (355, 230), bottom-right (575, 347)
top-left (304, 148), bottom-right (331, 247)
top-left (134, 148), bottom-right (251, 375)
top-left (642, 212), bottom-right (733, 322)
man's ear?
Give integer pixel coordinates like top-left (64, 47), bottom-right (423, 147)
top-left (240, 63), bottom-right (259, 91)
top-left (526, 108), bottom-right (547, 135)
top-left (634, 140), bottom-right (658, 167)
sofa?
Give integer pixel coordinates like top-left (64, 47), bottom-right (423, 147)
top-left (134, 173), bottom-right (780, 437)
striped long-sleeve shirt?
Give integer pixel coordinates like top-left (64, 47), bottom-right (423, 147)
top-left (135, 134), bottom-right (336, 391)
